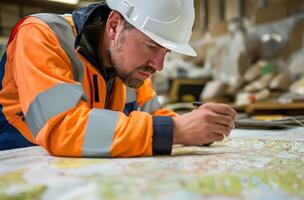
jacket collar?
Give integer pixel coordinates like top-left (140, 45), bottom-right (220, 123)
top-left (72, 3), bottom-right (111, 48)
top-left (72, 3), bottom-right (116, 79)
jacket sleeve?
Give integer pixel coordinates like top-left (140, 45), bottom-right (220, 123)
top-left (9, 17), bottom-right (168, 158)
top-left (136, 79), bottom-right (179, 155)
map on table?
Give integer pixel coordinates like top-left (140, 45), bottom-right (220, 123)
top-left (0, 128), bottom-right (303, 200)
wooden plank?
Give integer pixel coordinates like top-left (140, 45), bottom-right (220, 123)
top-left (246, 101), bottom-right (304, 115)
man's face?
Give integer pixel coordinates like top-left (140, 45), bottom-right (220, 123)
top-left (108, 22), bottom-right (170, 89)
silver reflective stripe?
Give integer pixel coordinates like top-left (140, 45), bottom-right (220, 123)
top-left (25, 83), bottom-right (85, 137)
top-left (141, 96), bottom-right (161, 114)
top-left (82, 109), bottom-right (119, 157)
top-left (126, 87), bottom-right (137, 103)
top-left (32, 13), bottom-right (84, 83)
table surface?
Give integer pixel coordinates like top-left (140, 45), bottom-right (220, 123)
top-left (0, 128), bottom-right (303, 200)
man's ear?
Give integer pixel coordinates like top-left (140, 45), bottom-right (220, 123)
top-left (106, 11), bottom-right (124, 40)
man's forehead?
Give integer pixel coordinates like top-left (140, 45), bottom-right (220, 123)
top-left (144, 37), bottom-right (163, 47)
top-left (135, 29), bottom-right (165, 48)
top-left (130, 26), bottom-right (168, 50)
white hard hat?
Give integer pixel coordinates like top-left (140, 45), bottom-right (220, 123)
top-left (105, 0), bottom-right (197, 57)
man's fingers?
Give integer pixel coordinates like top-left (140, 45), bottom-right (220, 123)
top-left (208, 124), bottom-right (232, 137)
top-left (208, 133), bottom-right (224, 142)
top-left (202, 103), bottom-right (237, 120)
top-left (202, 142), bottom-right (214, 146)
top-left (208, 113), bottom-right (235, 129)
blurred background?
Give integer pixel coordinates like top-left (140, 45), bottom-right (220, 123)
top-left (1, 0), bottom-right (304, 117)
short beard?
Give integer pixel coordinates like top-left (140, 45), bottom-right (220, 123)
top-left (114, 65), bottom-right (155, 89)
top-left (108, 28), bottom-right (155, 89)
top-left (114, 65), bottom-right (145, 89)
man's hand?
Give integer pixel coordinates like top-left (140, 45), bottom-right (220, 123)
top-left (172, 103), bottom-right (237, 146)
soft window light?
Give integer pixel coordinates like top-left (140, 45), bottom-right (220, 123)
top-left (48, 0), bottom-right (79, 5)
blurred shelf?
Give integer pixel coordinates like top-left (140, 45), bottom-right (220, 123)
top-left (246, 101), bottom-right (304, 115)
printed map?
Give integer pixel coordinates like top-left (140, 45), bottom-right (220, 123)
top-left (0, 128), bottom-right (303, 200)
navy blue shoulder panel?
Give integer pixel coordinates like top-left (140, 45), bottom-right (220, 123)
top-left (72, 3), bottom-right (111, 48)
top-left (0, 52), bottom-right (6, 91)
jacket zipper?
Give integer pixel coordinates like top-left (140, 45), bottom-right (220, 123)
top-left (78, 47), bottom-right (113, 108)
top-left (92, 74), bottom-right (100, 103)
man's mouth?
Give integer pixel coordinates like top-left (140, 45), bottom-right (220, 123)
top-left (138, 71), bottom-right (151, 78)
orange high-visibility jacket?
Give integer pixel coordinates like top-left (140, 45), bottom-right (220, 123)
top-left (0, 3), bottom-right (177, 157)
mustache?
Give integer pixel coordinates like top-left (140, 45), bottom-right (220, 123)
top-left (138, 66), bottom-right (156, 74)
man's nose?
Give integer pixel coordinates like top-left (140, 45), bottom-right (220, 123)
top-left (148, 51), bottom-right (166, 71)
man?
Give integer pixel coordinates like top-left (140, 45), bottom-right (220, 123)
top-left (0, 0), bottom-right (237, 157)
